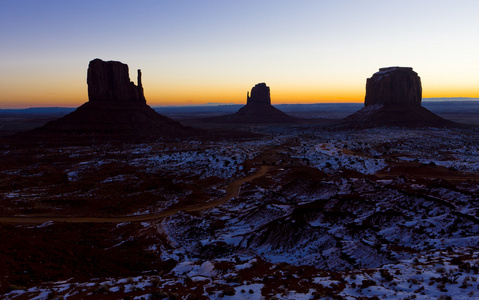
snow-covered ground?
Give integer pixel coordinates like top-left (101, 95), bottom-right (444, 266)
top-left (2, 127), bottom-right (479, 299)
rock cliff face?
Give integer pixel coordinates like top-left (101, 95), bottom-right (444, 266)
top-left (87, 59), bottom-right (145, 104)
top-left (247, 83), bottom-right (271, 105)
top-left (365, 67), bottom-right (421, 107)
top-left (205, 83), bottom-right (296, 124)
top-left (340, 67), bottom-right (455, 128)
top-left (31, 59), bottom-right (195, 141)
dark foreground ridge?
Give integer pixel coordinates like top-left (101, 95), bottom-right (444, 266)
top-left (339, 67), bottom-right (460, 128)
top-left (203, 82), bottom-right (297, 124)
top-left (17, 59), bottom-right (197, 143)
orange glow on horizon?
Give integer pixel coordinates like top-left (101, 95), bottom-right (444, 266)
top-left (1, 62), bottom-right (478, 109)
top-left (144, 82), bottom-right (366, 106)
top-left (423, 89), bottom-right (479, 99)
top-left (1, 80), bottom-right (479, 109)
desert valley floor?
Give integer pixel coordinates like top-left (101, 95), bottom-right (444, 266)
top-left (1, 104), bottom-right (479, 299)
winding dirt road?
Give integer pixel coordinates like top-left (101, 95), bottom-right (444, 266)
top-left (0, 166), bottom-right (272, 224)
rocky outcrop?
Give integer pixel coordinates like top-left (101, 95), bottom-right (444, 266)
top-left (205, 83), bottom-right (297, 124)
top-left (87, 59), bottom-right (145, 104)
top-left (365, 67), bottom-right (421, 107)
top-left (247, 83), bottom-right (271, 105)
top-left (340, 67), bottom-right (456, 128)
top-left (29, 59), bottom-right (196, 141)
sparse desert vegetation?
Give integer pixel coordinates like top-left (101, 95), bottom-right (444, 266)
top-left (1, 117), bottom-right (479, 299)
top-left (3, 1), bottom-right (479, 298)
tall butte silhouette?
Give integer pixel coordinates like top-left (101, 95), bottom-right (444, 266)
top-left (341, 67), bottom-right (456, 128)
top-left (205, 82), bottom-right (297, 124)
top-left (33, 59), bottom-right (195, 140)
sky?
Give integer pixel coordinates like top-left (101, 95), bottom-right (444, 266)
top-left (1, 0), bottom-right (479, 108)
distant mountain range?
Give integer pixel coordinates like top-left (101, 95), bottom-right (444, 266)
top-left (0, 107), bottom-right (76, 114)
top-left (423, 97), bottom-right (479, 101)
top-left (1, 98), bottom-right (479, 115)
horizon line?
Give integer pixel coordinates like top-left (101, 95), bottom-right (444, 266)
top-left (2, 97), bottom-right (479, 110)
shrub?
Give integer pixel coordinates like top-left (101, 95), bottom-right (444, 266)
top-left (379, 269), bottom-right (394, 281)
top-left (360, 279), bottom-right (376, 289)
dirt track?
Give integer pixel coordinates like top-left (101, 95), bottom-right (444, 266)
top-left (0, 166), bottom-right (272, 224)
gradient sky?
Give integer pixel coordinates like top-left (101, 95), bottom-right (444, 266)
top-left (1, 0), bottom-right (479, 108)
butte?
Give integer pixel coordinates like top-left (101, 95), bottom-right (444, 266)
top-left (29, 59), bottom-right (195, 142)
top-left (205, 83), bottom-right (297, 124)
top-left (340, 67), bottom-right (456, 128)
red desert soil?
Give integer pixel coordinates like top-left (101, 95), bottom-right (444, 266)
top-left (376, 160), bottom-right (478, 182)
top-left (0, 166), bottom-right (273, 224)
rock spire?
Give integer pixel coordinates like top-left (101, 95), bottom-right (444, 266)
top-left (365, 67), bottom-right (422, 107)
top-left (29, 58), bottom-right (195, 141)
top-left (340, 67), bottom-right (456, 128)
top-left (247, 83), bottom-right (271, 105)
top-left (87, 58), bottom-right (146, 104)
top-left (204, 82), bottom-right (296, 124)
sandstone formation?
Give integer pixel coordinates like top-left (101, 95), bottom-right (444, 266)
top-left (246, 82), bottom-right (271, 105)
top-left (341, 67), bottom-right (455, 128)
top-left (32, 59), bottom-right (194, 141)
top-left (87, 59), bottom-right (146, 104)
top-left (205, 83), bottom-right (297, 124)
top-left (365, 67), bottom-right (421, 107)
